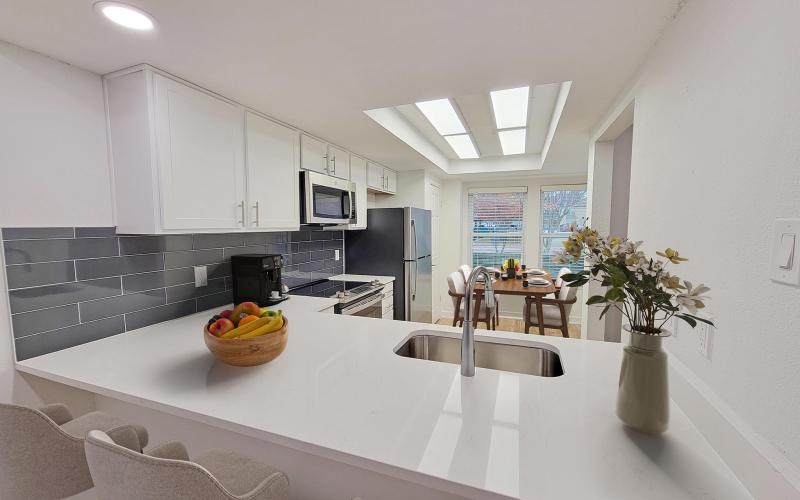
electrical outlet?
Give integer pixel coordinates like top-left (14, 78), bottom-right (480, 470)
top-left (696, 321), bottom-right (713, 359)
top-left (194, 265), bottom-right (208, 287)
top-left (335, 249), bottom-right (340, 261)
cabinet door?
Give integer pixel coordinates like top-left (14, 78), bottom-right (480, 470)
top-left (301, 134), bottom-right (328, 174)
top-left (327, 146), bottom-right (350, 180)
top-left (153, 74), bottom-right (246, 230)
top-left (384, 168), bottom-right (397, 194)
top-left (367, 161), bottom-right (384, 190)
top-left (349, 156), bottom-right (368, 229)
top-left (245, 112), bottom-right (300, 231)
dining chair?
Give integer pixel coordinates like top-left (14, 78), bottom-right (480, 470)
top-left (524, 279), bottom-right (579, 337)
top-left (0, 402), bottom-right (149, 499)
top-left (447, 271), bottom-right (498, 329)
top-left (458, 264), bottom-right (472, 283)
top-left (84, 430), bottom-right (289, 500)
top-left (545, 267), bottom-right (573, 299)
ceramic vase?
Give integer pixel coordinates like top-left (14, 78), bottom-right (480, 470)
top-left (616, 326), bottom-right (670, 434)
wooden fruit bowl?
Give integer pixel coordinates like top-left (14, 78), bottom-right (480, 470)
top-left (203, 317), bottom-right (289, 367)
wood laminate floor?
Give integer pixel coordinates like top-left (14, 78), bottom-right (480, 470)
top-left (434, 317), bottom-right (581, 339)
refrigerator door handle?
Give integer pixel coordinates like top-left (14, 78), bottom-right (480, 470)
top-left (411, 219), bottom-right (417, 261)
top-left (412, 259), bottom-right (417, 299)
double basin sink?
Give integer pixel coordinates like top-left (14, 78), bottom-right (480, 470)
top-left (395, 330), bottom-right (563, 377)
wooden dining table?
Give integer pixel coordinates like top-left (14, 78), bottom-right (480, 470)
top-left (473, 271), bottom-right (557, 335)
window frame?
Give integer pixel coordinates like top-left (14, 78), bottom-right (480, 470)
top-left (466, 186), bottom-right (529, 269)
top-left (539, 184), bottom-right (588, 276)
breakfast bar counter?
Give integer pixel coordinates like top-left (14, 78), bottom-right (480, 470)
top-left (15, 295), bottom-right (749, 500)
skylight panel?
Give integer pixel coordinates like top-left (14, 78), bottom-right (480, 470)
top-left (490, 86), bottom-right (530, 129)
top-left (498, 129), bottom-right (527, 155)
top-left (415, 98), bottom-right (466, 136)
top-left (444, 134), bottom-right (479, 159)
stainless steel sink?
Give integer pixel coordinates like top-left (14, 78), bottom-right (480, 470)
top-left (394, 331), bottom-right (564, 377)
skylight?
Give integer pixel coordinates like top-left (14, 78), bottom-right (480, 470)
top-left (498, 129), bottom-right (527, 155)
top-left (415, 98), bottom-right (466, 136)
top-left (444, 134), bottom-right (479, 159)
top-left (490, 86), bottom-right (529, 129)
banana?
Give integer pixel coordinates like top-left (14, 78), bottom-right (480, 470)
top-left (219, 315), bottom-right (272, 339)
top-left (238, 312), bottom-right (283, 339)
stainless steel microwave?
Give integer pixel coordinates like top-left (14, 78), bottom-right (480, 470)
top-left (300, 171), bottom-right (356, 225)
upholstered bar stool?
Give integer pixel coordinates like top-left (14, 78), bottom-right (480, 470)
top-left (0, 402), bottom-right (149, 499)
top-left (85, 430), bottom-right (290, 500)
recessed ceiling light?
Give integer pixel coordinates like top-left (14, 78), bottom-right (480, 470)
top-left (95, 2), bottom-right (155, 31)
top-left (498, 129), bottom-right (527, 155)
top-left (490, 86), bottom-right (530, 129)
top-left (444, 134), bottom-right (479, 159)
top-left (415, 98), bottom-right (466, 136)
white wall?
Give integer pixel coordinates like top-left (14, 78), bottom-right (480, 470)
top-left (596, 0), bottom-right (800, 476)
top-left (0, 41), bottom-right (112, 405)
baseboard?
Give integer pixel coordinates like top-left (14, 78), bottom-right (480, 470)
top-left (668, 353), bottom-right (800, 499)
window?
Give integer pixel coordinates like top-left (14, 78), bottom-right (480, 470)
top-left (540, 186), bottom-right (587, 276)
top-left (468, 188), bottom-right (527, 268)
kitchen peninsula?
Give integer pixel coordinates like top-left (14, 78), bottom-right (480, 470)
top-left (15, 295), bottom-right (748, 500)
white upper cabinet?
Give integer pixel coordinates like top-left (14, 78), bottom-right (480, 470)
top-left (327, 145), bottom-right (350, 180)
top-left (367, 161), bottom-right (384, 190)
top-left (104, 65), bottom-right (394, 234)
top-left (245, 112), bottom-right (300, 231)
top-left (349, 155), bottom-right (368, 229)
top-left (300, 134), bottom-right (328, 174)
top-left (366, 161), bottom-right (397, 194)
top-left (153, 74), bottom-right (246, 230)
top-left (384, 169), bottom-right (397, 194)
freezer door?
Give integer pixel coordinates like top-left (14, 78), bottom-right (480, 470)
top-left (403, 207), bottom-right (432, 259)
top-left (407, 255), bottom-right (432, 323)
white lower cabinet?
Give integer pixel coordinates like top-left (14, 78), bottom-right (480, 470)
top-left (245, 112), bottom-right (300, 231)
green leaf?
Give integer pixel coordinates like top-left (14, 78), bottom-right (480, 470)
top-left (676, 314), bottom-right (697, 328)
top-left (561, 273), bottom-right (582, 283)
top-left (598, 304), bottom-right (611, 320)
top-left (586, 295), bottom-right (607, 305)
top-left (605, 287), bottom-right (626, 302)
top-left (683, 314), bottom-right (715, 326)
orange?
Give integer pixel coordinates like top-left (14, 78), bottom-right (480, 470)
top-left (237, 315), bottom-right (260, 327)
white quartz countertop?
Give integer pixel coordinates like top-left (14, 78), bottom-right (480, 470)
top-left (16, 295), bottom-right (748, 499)
top-left (329, 273), bottom-right (395, 284)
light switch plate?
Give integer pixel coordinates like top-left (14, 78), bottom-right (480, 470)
top-left (770, 218), bottom-right (800, 285)
top-left (335, 249), bottom-right (340, 261)
top-left (194, 265), bottom-right (208, 287)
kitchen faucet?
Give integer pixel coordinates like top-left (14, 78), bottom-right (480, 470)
top-left (461, 266), bottom-right (495, 377)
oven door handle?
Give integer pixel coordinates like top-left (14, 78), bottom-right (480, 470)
top-left (339, 293), bottom-right (383, 315)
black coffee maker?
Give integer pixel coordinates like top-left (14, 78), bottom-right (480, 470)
top-left (230, 254), bottom-right (287, 306)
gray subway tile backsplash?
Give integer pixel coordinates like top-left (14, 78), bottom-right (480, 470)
top-left (6, 261), bottom-right (76, 289)
top-left (166, 278), bottom-right (226, 303)
top-left (124, 300), bottom-right (197, 331)
top-left (3, 227), bottom-right (344, 360)
top-left (12, 304), bottom-right (80, 338)
top-left (2, 227), bottom-right (75, 240)
top-left (119, 235), bottom-right (194, 255)
top-left (14, 316), bottom-right (126, 361)
top-left (163, 249), bottom-right (223, 269)
top-left (79, 289), bottom-right (167, 323)
top-left (8, 277), bottom-right (121, 314)
top-left (74, 227), bottom-right (118, 238)
top-left (4, 237), bottom-right (119, 264)
top-left (76, 253), bottom-right (164, 280)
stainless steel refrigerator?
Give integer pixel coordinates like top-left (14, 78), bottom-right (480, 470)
top-left (344, 207), bottom-right (432, 322)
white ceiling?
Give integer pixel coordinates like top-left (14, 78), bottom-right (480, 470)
top-left (0, 0), bottom-right (683, 176)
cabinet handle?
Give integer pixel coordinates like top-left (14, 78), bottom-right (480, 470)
top-left (238, 201), bottom-right (245, 226)
top-left (253, 201), bottom-right (260, 227)
top-left (331, 156), bottom-right (335, 175)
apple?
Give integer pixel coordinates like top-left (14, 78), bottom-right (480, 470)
top-left (231, 302), bottom-right (260, 325)
top-left (219, 309), bottom-right (232, 319)
top-left (208, 318), bottom-right (234, 337)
